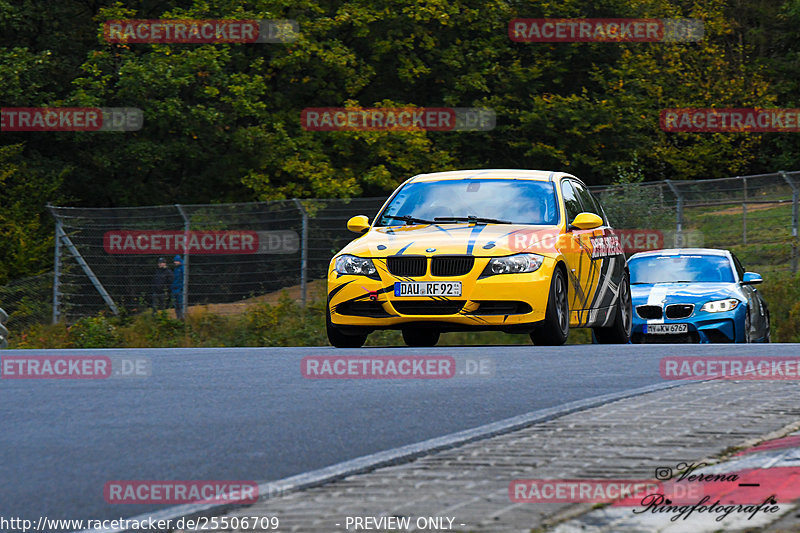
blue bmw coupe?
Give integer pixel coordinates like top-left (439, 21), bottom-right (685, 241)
top-left (628, 248), bottom-right (770, 343)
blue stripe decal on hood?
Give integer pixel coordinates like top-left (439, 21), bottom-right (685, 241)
top-left (432, 224), bottom-right (452, 236)
top-left (466, 224), bottom-right (487, 255)
top-left (396, 242), bottom-right (414, 256)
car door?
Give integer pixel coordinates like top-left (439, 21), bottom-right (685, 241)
top-left (558, 179), bottom-right (596, 319)
top-left (570, 180), bottom-right (624, 314)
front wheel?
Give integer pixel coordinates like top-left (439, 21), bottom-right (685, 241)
top-left (743, 309), bottom-right (752, 343)
top-left (530, 267), bottom-right (569, 346)
top-left (593, 271), bottom-right (632, 344)
top-left (402, 328), bottom-right (440, 347)
top-left (326, 306), bottom-right (368, 348)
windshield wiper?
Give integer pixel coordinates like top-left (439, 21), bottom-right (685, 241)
top-left (384, 214), bottom-right (435, 225)
top-left (433, 215), bottom-right (512, 224)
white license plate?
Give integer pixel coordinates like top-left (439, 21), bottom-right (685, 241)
top-left (394, 281), bottom-right (462, 297)
top-left (645, 323), bottom-right (689, 334)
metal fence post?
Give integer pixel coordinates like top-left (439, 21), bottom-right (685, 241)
top-left (53, 220), bottom-right (119, 315)
top-left (52, 214), bottom-right (62, 324)
top-left (0, 307), bottom-right (8, 348)
top-left (742, 177), bottom-right (747, 245)
top-left (665, 179), bottom-right (683, 247)
top-left (293, 199), bottom-right (309, 307)
top-left (781, 171), bottom-right (798, 273)
top-left (175, 204), bottom-right (190, 316)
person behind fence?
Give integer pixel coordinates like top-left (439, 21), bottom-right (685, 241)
top-left (172, 255), bottom-right (185, 319)
top-left (151, 257), bottom-right (173, 311)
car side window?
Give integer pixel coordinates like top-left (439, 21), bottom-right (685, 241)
top-left (587, 190), bottom-right (608, 223)
top-left (571, 180), bottom-right (603, 220)
top-left (731, 253), bottom-right (746, 281)
top-left (561, 180), bottom-right (582, 226)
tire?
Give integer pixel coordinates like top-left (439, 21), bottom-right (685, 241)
top-left (743, 309), bottom-right (752, 344)
top-left (593, 271), bottom-right (632, 344)
top-left (326, 306), bottom-right (368, 348)
top-left (402, 328), bottom-right (440, 347)
top-left (530, 267), bottom-right (569, 346)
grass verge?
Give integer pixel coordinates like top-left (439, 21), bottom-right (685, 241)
top-left (9, 285), bottom-right (592, 348)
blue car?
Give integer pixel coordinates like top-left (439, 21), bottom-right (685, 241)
top-left (628, 248), bottom-right (770, 343)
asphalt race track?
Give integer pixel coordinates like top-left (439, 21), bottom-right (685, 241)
top-left (2, 343), bottom-right (797, 523)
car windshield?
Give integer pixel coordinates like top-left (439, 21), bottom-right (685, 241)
top-left (629, 254), bottom-right (735, 284)
top-left (375, 179), bottom-right (559, 226)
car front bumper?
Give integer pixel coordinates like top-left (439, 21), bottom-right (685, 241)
top-left (631, 306), bottom-right (746, 343)
top-left (328, 256), bottom-right (558, 331)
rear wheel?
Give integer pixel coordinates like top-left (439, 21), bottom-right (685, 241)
top-left (530, 267), bottom-right (569, 346)
top-left (402, 328), bottom-right (440, 347)
top-left (593, 271), bottom-right (632, 344)
top-left (326, 306), bottom-right (368, 348)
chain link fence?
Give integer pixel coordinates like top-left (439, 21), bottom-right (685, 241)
top-left (47, 198), bottom-right (386, 324)
top-left (1, 170), bottom-right (796, 330)
top-left (591, 170), bottom-right (800, 275)
top-left (0, 273), bottom-right (53, 332)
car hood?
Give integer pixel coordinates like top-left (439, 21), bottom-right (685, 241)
top-left (338, 223), bottom-right (564, 258)
top-left (631, 282), bottom-right (743, 305)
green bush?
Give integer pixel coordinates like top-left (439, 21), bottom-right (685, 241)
top-left (67, 313), bottom-right (123, 348)
top-left (758, 271), bottom-right (800, 342)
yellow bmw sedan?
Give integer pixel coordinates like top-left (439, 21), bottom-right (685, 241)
top-left (326, 169), bottom-right (632, 347)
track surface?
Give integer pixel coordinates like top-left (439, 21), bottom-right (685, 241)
top-left (2, 343), bottom-right (795, 522)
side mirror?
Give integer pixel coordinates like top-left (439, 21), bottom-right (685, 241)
top-left (741, 272), bottom-right (763, 285)
top-left (569, 212), bottom-right (603, 231)
top-left (346, 215), bottom-right (370, 234)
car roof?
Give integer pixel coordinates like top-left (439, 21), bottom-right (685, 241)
top-left (407, 169), bottom-right (570, 183)
top-left (629, 248), bottom-right (731, 259)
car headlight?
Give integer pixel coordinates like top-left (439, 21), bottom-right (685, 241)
top-left (700, 298), bottom-right (740, 313)
top-left (334, 255), bottom-right (379, 279)
top-left (484, 253), bottom-right (544, 275)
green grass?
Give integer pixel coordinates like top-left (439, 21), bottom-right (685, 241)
top-left (685, 203), bottom-right (795, 273)
top-left (9, 287), bottom-right (593, 349)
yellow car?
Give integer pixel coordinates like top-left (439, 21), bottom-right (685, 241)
top-left (326, 169), bottom-right (632, 347)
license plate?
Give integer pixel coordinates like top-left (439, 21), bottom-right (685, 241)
top-left (394, 281), bottom-right (462, 297)
top-left (645, 323), bottom-right (689, 334)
